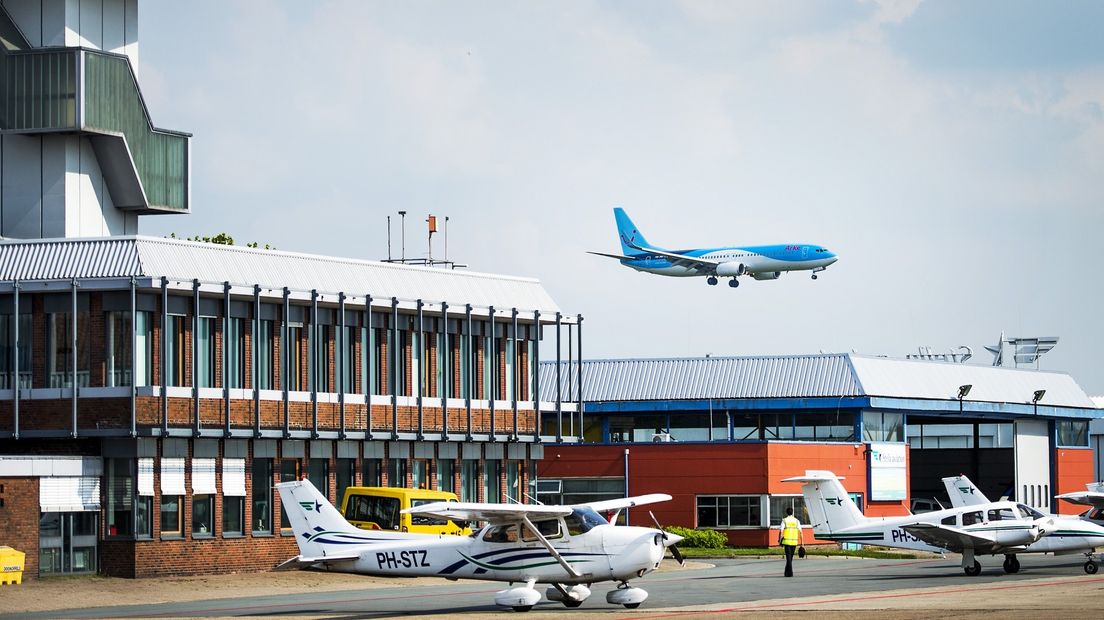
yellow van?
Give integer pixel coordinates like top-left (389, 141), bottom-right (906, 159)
top-left (339, 487), bottom-right (471, 536)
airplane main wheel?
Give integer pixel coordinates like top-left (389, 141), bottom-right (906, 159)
top-left (728, 279), bottom-right (739, 288)
top-left (562, 600), bottom-right (583, 608)
top-left (624, 603), bottom-right (642, 609)
top-left (1086, 561), bottom-right (1098, 575)
top-left (964, 561), bottom-right (982, 576)
top-left (707, 277), bottom-right (718, 286)
top-left (811, 274), bottom-right (818, 280)
top-left (512, 606), bottom-right (533, 612)
top-left (1003, 557), bottom-right (1020, 574)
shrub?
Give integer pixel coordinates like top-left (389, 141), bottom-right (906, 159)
top-left (665, 526), bottom-right (727, 549)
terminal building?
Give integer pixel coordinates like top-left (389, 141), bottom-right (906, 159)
top-left (537, 355), bottom-right (1102, 546)
top-left (0, 1), bottom-right (581, 579)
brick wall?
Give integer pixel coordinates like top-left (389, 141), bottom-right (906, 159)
top-left (0, 478), bottom-right (39, 579)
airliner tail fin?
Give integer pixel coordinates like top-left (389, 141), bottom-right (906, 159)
top-left (613, 207), bottom-right (652, 256)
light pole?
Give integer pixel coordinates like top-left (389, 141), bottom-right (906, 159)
top-left (957, 384), bottom-right (972, 414)
top-left (398, 210), bottom-right (407, 261)
top-left (1032, 389), bottom-right (1046, 416)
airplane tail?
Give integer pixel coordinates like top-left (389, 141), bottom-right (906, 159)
top-left (613, 207), bottom-right (652, 256)
top-left (782, 470), bottom-right (867, 536)
top-left (275, 479), bottom-right (394, 559)
top-left (942, 474), bottom-right (990, 507)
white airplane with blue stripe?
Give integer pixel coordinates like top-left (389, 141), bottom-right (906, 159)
top-left (589, 207), bottom-right (838, 288)
top-left (274, 479), bottom-right (683, 612)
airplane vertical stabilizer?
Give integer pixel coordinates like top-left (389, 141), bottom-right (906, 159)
top-left (943, 475), bottom-right (990, 508)
top-left (613, 207), bottom-right (652, 256)
top-left (782, 470), bottom-right (866, 536)
top-left (275, 479), bottom-right (410, 559)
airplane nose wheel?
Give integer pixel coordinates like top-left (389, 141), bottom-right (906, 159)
top-left (707, 277), bottom-right (718, 286)
top-left (1086, 560), bottom-right (1098, 575)
top-left (811, 274), bottom-right (817, 280)
top-left (964, 560), bottom-right (982, 576)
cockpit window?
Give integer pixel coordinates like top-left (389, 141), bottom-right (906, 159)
top-left (1017, 504), bottom-right (1045, 519)
top-left (482, 525), bottom-right (518, 543)
top-left (564, 508), bottom-right (608, 536)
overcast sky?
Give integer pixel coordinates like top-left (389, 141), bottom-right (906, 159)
top-left (138, 1), bottom-right (1104, 394)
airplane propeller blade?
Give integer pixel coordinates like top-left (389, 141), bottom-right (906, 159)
top-left (649, 510), bottom-right (686, 565)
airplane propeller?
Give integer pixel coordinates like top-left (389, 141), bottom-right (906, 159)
top-left (649, 511), bottom-right (686, 565)
top-left (1031, 516), bottom-right (1056, 542)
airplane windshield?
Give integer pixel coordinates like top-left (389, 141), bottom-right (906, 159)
top-left (564, 508), bottom-right (608, 536)
top-left (1017, 504), bottom-right (1045, 519)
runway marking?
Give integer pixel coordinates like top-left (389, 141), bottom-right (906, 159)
top-left (628, 575), bottom-right (1104, 618)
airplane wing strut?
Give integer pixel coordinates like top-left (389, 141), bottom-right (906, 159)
top-left (521, 513), bottom-right (583, 579)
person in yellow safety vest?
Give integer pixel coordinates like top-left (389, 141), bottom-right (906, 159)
top-left (778, 506), bottom-right (805, 577)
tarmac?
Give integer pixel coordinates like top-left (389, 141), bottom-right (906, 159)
top-left (2, 554), bottom-right (1102, 618)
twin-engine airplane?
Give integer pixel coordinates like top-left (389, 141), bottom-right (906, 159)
top-left (275, 480), bottom-right (683, 612)
top-left (784, 470), bottom-right (1104, 576)
top-left (944, 474), bottom-right (1104, 526)
top-left (588, 207), bottom-right (837, 288)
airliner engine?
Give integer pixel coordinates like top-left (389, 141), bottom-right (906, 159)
top-left (715, 262), bottom-right (745, 277)
top-left (752, 271), bottom-right (781, 280)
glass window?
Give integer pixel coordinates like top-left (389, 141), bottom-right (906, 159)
top-left (251, 458), bottom-right (273, 534)
top-left (941, 515), bottom-right (956, 526)
top-left (412, 459), bottom-right (429, 489)
top-left (697, 495), bottom-right (762, 528)
top-left (560, 477), bottom-right (624, 506)
top-left (104, 312), bottom-right (132, 387)
top-left (794, 412), bottom-right (856, 442)
top-left (340, 325), bottom-right (356, 394)
top-left (197, 317), bottom-right (216, 388)
top-left (962, 510), bottom-right (983, 526)
top-left (314, 324), bottom-right (331, 393)
top-left (257, 319), bottom-right (275, 390)
top-left (105, 458), bottom-right (134, 536)
top-left (483, 524), bottom-right (518, 543)
top-left (308, 458), bottom-right (329, 500)
top-left (521, 519), bottom-right (561, 541)
top-left (436, 459), bottom-right (455, 493)
top-left (280, 459), bottom-right (300, 529)
top-left (669, 413), bottom-right (730, 442)
top-left (988, 508), bottom-right (1016, 521)
top-left (761, 413), bottom-right (795, 440)
top-left (505, 337), bottom-right (515, 400)
top-left (1057, 421), bottom-right (1089, 447)
top-left (160, 495), bottom-right (182, 536)
top-left (287, 324), bottom-right (304, 391)
top-left (768, 496), bottom-right (808, 527)
top-left (223, 496), bottom-right (244, 536)
top-left (0, 313), bottom-right (32, 390)
top-left (482, 335), bottom-right (493, 400)
top-left (863, 412), bottom-right (904, 443)
top-left (484, 460), bottom-right (501, 503)
top-left (506, 461), bottom-right (521, 503)
top-left (47, 311), bottom-right (90, 388)
top-left (336, 458), bottom-right (356, 507)
top-left (226, 317), bottom-right (246, 389)
top-left (409, 498), bottom-right (451, 526)
top-left (192, 494), bottom-right (213, 536)
top-left (461, 459), bottom-right (479, 502)
top-left (164, 315), bottom-right (187, 387)
top-left (387, 458), bottom-right (407, 488)
top-left (362, 458), bottom-right (382, 487)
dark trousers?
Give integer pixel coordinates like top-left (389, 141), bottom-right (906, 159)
top-left (783, 544), bottom-right (796, 576)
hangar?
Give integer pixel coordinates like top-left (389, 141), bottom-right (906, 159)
top-left (536, 354), bottom-right (1101, 546)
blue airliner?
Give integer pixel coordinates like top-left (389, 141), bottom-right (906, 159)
top-left (588, 208), bottom-right (838, 288)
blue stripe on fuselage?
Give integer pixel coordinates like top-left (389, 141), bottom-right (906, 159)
top-left (622, 244), bottom-right (833, 269)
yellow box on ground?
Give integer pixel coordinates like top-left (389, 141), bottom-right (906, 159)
top-left (0, 546), bottom-right (26, 585)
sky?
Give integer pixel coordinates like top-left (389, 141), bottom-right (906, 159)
top-left (137, 1), bottom-right (1104, 394)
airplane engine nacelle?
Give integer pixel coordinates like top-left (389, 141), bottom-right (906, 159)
top-left (715, 262), bottom-right (745, 277)
top-left (752, 271), bottom-right (781, 280)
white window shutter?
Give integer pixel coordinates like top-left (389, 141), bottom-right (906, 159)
top-left (222, 458), bottom-right (246, 496)
top-left (161, 458), bottom-right (185, 495)
top-left (138, 458), bottom-right (154, 496)
top-left (192, 458), bottom-right (217, 495)
top-left (40, 477), bottom-right (101, 512)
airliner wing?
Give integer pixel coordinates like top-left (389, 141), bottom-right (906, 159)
top-left (1056, 491), bottom-right (1104, 509)
top-left (902, 522), bottom-right (1001, 551)
top-left (624, 244), bottom-right (719, 275)
top-left (585, 493), bottom-right (673, 513)
top-left (402, 502), bottom-right (572, 524)
top-left (587, 251), bottom-right (636, 260)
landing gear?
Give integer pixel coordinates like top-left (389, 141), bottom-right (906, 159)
top-left (496, 580), bottom-right (541, 612)
top-left (707, 276), bottom-right (718, 286)
top-left (811, 274), bottom-right (818, 280)
top-left (1003, 555), bottom-right (1020, 574)
top-left (811, 266), bottom-right (826, 280)
top-left (546, 584), bottom-right (591, 608)
top-left (964, 561), bottom-right (982, 576)
top-left (962, 549), bottom-right (981, 576)
top-left (728, 278), bottom-right (739, 288)
top-left (606, 583), bottom-right (648, 609)
top-left (1086, 560), bottom-right (1099, 575)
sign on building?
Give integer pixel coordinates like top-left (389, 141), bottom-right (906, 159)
top-left (868, 442), bottom-right (907, 501)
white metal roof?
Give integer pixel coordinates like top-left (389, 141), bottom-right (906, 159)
top-left (538, 353), bottom-right (1096, 409)
top-left (0, 236), bottom-right (561, 312)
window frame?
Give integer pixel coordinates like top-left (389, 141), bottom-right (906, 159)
top-left (695, 494), bottom-right (764, 529)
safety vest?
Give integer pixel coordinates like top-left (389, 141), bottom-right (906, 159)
top-left (781, 515), bottom-right (802, 545)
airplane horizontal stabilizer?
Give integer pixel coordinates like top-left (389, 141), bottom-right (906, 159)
top-left (587, 251), bottom-right (635, 260)
top-left (273, 553), bottom-right (359, 571)
top-left (781, 470), bottom-right (847, 483)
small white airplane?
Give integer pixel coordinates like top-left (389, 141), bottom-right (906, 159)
top-left (275, 479), bottom-right (683, 612)
top-left (1057, 482), bottom-right (1104, 525)
top-left (784, 470), bottom-right (1104, 575)
top-left (588, 207), bottom-right (837, 288)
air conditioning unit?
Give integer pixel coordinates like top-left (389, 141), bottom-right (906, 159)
top-left (651, 433), bottom-right (674, 443)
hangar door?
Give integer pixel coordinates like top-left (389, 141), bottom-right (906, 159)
top-left (1013, 419), bottom-right (1051, 512)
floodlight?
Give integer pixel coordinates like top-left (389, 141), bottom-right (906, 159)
top-left (957, 384), bottom-right (972, 399)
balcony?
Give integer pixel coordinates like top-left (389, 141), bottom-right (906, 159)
top-left (0, 46), bottom-right (190, 214)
